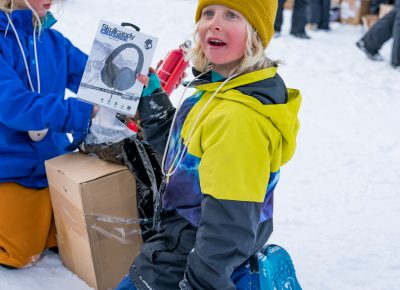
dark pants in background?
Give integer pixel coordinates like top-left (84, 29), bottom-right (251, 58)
top-left (275, 0), bottom-right (309, 34)
top-left (309, 0), bottom-right (331, 29)
top-left (362, 4), bottom-right (400, 66)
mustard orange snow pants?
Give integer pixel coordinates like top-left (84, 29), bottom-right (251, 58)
top-left (0, 182), bottom-right (57, 268)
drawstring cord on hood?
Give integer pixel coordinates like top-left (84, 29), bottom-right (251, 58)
top-left (5, 12), bottom-right (48, 141)
top-left (160, 67), bottom-right (211, 178)
top-left (33, 23), bottom-right (41, 93)
top-left (5, 12), bottom-right (39, 92)
top-left (152, 68), bottom-right (238, 229)
top-left (161, 68), bottom-right (239, 182)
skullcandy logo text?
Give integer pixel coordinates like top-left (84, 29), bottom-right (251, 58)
top-left (101, 24), bottom-right (135, 42)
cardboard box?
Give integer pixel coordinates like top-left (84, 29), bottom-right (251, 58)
top-left (340, 0), bottom-right (370, 25)
top-left (379, 4), bottom-right (393, 19)
top-left (45, 152), bottom-right (143, 290)
top-left (362, 14), bottom-right (379, 30)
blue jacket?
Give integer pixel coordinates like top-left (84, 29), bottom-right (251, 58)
top-left (0, 10), bottom-right (93, 189)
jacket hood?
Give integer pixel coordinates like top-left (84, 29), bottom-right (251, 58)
top-left (192, 66), bottom-right (288, 105)
top-left (196, 67), bottom-right (302, 165)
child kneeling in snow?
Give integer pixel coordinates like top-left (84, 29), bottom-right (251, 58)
top-left (0, 0), bottom-right (95, 269)
top-left (117, 0), bottom-right (302, 289)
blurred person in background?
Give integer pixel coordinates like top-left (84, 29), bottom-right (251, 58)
top-left (308, 0), bottom-right (331, 31)
top-left (275, 0), bottom-right (311, 39)
top-left (356, 0), bottom-right (400, 70)
top-left (369, 0), bottom-right (394, 14)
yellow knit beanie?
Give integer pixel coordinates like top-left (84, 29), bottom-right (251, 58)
top-left (195, 0), bottom-right (278, 48)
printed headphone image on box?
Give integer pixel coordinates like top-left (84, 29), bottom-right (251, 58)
top-left (101, 43), bottom-right (144, 91)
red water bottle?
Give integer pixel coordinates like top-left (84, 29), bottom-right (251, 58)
top-left (156, 41), bottom-right (191, 96)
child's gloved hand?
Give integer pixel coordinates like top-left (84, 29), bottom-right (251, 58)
top-left (137, 68), bottom-right (161, 97)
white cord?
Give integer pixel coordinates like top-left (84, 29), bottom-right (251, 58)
top-left (162, 72), bottom-right (239, 179)
top-left (6, 12), bottom-right (47, 142)
top-left (4, 21), bottom-right (10, 37)
top-left (5, 13), bottom-right (39, 92)
top-left (160, 69), bottom-right (211, 176)
top-left (33, 24), bottom-right (41, 93)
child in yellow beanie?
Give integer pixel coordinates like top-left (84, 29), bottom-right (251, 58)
top-left (116, 1), bottom-right (302, 289)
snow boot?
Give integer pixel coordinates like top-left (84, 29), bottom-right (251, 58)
top-left (260, 244), bottom-right (302, 290)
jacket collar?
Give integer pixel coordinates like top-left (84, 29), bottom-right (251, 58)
top-left (195, 67), bottom-right (288, 105)
top-left (0, 10), bottom-right (56, 33)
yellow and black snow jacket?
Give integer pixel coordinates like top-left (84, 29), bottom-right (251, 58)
top-left (137, 66), bottom-right (301, 289)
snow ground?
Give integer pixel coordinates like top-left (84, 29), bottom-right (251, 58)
top-left (1, 0), bottom-right (400, 289)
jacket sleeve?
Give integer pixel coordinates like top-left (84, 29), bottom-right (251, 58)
top-left (180, 105), bottom-right (274, 289)
top-left (63, 36), bottom-right (88, 94)
top-left (137, 89), bottom-right (176, 155)
top-left (0, 52), bottom-right (92, 134)
top-left (181, 197), bottom-right (268, 290)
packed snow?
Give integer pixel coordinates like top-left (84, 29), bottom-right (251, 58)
top-left (1, 0), bottom-right (399, 289)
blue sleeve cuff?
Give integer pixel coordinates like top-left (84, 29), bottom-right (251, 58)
top-left (65, 97), bottom-right (93, 133)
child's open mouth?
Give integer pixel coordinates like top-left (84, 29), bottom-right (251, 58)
top-left (43, 4), bottom-right (51, 9)
top-left (208, 39), bottom-right (226, 47)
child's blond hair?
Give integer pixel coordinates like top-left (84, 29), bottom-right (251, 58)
top-left (0, 0), bottom-right (14, 11)
top-left (186, 22), bottom-right (277, 77)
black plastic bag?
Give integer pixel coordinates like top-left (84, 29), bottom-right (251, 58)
top-left (79, 108), bottom-right (162, 241)
top-left (122, 137), bottom-right (162, 241)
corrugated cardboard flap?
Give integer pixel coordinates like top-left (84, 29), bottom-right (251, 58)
top-left (45, 152), bottom-right (127, 184)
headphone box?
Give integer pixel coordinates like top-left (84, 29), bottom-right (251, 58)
top-left (77, 20), bottom-right (158, 116)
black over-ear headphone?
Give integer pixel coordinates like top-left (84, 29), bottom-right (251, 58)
top-left (101, 43), bottom-right (144, 91)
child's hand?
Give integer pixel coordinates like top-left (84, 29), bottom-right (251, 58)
top-left (138, 68), bottom-right (162, 97)
top-left (91, 105), bottom-right (99, 119)
top-left (136, 66), bottom-right (158, 87)
top-left (137, 73), bottom-right (150, 87)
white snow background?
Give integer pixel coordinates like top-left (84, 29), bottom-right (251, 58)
top-left (1, 0), bottom-right (400, 289)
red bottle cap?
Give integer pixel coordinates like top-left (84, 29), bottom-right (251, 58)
top-left (127, 120), bottom-right (138, 133)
